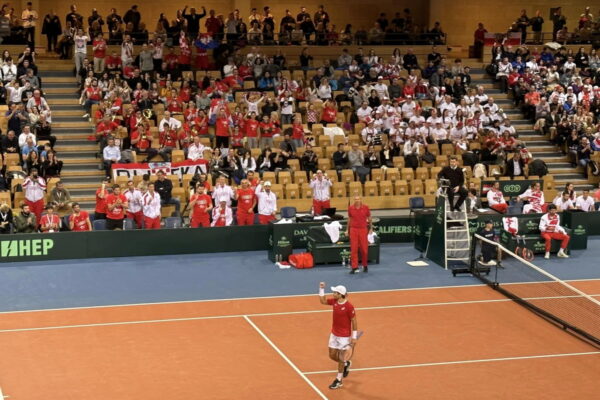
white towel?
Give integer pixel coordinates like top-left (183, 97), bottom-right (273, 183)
top-left (368, 231), bottom-right (378, 244)
top-left (324, 221), bottom-right (343, 243)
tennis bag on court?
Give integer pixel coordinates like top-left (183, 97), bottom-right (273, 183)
top-left (289, 253), bottom-right (314, 269)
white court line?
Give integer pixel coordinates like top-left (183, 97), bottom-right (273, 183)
top-left (0, 294), bottom-right (598, 334)
top-left (1, 278), bottom-right (599, 316)
top-left (302, 351), bottom-right (600, 375)
top-left (0, 283), bottom-right (490, 315)
top-left (243, 316), bottom-right (328, 400)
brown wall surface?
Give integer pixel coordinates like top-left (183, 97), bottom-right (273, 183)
top-left (430, 0), bottom-right (599, 46)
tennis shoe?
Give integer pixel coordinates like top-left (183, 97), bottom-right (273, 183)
top-left (343, 360), bottom-right (352, 378)
top-left (349, 268), bottom-right (359, 274)
top-left (329, 379), bottom-right (343, 389)
top-left (362, 266), bottom-right (368, 273)
top-left (557, 250), bottom-right (569, 258)
top-left (544, 252), bottom-right (550, 259)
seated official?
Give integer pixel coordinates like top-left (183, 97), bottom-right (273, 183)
top-left (505, 151), bottom-right (528, 179)
top-left (437, 155), bottom-right (468, 212)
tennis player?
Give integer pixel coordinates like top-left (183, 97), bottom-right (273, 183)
top-left (319, 282), bottom-right (358, 390)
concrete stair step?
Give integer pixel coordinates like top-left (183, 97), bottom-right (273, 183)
top-left (52, 110), bottom-right (87, 117)
top-left (59, 152), bottom-right (98, 159)
top-left (69, 188), bottom-right (98, 196)
top-left (42, 70), bottom-right (75, 78)
top-left (55, 144), bottom-right (98, 152)
top-left (47, 98), bottom-right (80, 105)
top-left (552, 173), bottom-right (587, 181)
top-left (45, 93), bottom-right (80, 99)
top-left (43, 76), bottom-right (77, 83)
top-left (521, 140), bottom-right (549, 146)
top-left (527, 146), bottom-right (556, 152)
top-left (60, 176), bottom-right (104, 184)
top-left (60, 182), bottom-right (101, 190)
top-left (62, 163), bottom-right (101, 171)
top-left (54, 133), bottom-right (90, 140)
top-left (52, 121), bottom-right (94, 128)
top-left (60, 157), bottom-right (99, 164)
top-left (54, 115), bottom-right (91, 122)
top-left (37, 64), bottom-right (73, 71)
top-left (44, 87), bottom-right (79, 95)
top-left (40, 69), bottom-right (75, 79)
top-left (49, 104), bottom-right (84, 111)
top-left (52, 126), bottom-right (95, 133)
top-left (70, 195), bottom-right (96, 202)
top-left (61, 170), bottom-right (104, 177)
top-left (43, 82), bottom-right (77, 88)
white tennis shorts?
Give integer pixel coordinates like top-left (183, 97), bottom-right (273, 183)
top-left (328, 333), bottom-right (351, 350)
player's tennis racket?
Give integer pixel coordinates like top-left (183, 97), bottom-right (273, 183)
top-left (340, 330), bottom-right (364, 362)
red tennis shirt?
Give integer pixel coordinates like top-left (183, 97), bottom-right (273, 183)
top-left (348, 204), bottom-right (370, 229)
top-left (327, 298), bottom-right (355, 337)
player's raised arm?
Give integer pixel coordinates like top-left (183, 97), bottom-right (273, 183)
top-left (319, 282), bottom-right (328, 305)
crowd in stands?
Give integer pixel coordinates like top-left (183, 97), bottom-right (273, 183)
top-left (490, 38), bottom-right (600, 177)
top-left (2, 4), bottom-right (600, 234)
top-left (38, 5), bottom-right (444, 51)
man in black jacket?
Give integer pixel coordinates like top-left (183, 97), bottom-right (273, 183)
top-left (505, 151), bottom-right (528, 178)
top-left (154, 170), bottom-right (180, 216)
top-left (182, 6), bottom-right (206, 38)
top-left (437, 155), bottom-right (467, 211)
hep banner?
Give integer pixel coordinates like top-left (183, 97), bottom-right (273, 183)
top-left (112, 159), bottom-right (209, 180)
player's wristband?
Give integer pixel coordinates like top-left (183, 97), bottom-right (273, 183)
top-left (352, 331), bottom-right (358, 340)
top-left (319, 288), bottom-right (325, 296)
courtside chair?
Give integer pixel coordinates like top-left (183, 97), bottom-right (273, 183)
top-left (164, 217), bottom-right (182, 229)
top-left (280, 207), bottom-right (297, 219)
top-left (409, 196), bottom-right (425, 218)
top-left (93, 219), bottom-right (107, 231)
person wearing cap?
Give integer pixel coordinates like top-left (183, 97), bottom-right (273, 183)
top-left (255, 181), bottom-right (277, 224)
top-left (346, 195), bottom-right (372, 274)
top-left (539, 204), bottom-right (570, 259)
top-left (211, 199), bottom-right (233, 227)
top-left (310, 170), bottom-right (332, 215)
top-left (23, 168), bottom-right (46, 224)
top-left (318, 282), bottom-right (358, 390)
top-left (40, 204), bottom-right (61, 233)
top-left (141, 182), bottom-right (162, 229)
top-left (477, 220), bottom-right (497, 265)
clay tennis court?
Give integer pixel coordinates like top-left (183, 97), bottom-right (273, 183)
top-left (0, 280), bottom-right (598, 399)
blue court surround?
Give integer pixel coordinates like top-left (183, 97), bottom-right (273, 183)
top-left (0, 240), bottom-right (599, 312)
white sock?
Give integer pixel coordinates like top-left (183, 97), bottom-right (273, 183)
top-left (337, 372), bottom-right (343, 380)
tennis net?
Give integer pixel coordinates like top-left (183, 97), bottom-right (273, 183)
top-left (471, 233), bottom-right (600, 348)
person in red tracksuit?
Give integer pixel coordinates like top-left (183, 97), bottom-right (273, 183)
top-left (346, 195), bottom-right (372, 274)
top-left (539, 203), bottom-right (570, 259)
top-left (235, 179), bottom-right (256, 225)
top-left (189, 185), bottom-right (213, 228)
